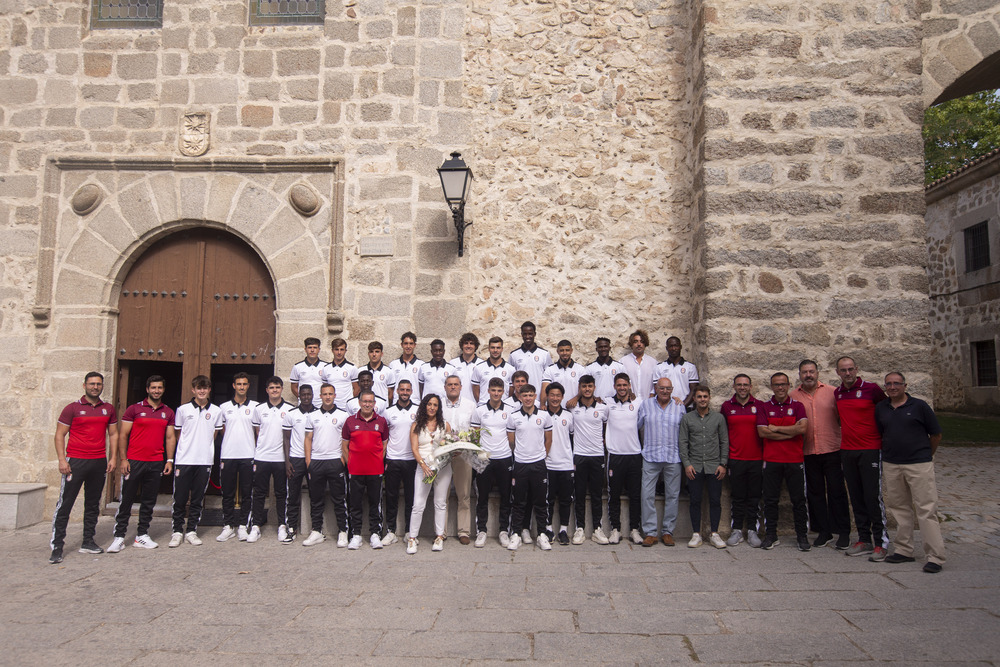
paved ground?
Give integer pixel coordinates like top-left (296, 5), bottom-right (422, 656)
top-left (2, 446), bottom-right (998, 665)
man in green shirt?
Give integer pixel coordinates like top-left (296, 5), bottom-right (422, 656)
top-left (679, 385), bottom-right (729, 548)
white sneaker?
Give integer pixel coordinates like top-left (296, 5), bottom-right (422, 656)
top-left (406, 537), bottom-right (418, 554)
top-left (278, 525), bottom-right (290, 543)
top-left (608, 528), bottom-right (621, 544)
top-left (216, 526), bottom-right (236, 542)
top-left (726, 530), bottom-right (744, 547)
top-left (537, 533), bottom-right (552, 551)
top-left (521, 529), bottom-right (533, 545)
top-left (688, 532), bottom-right (703, 548)
top-left (246, 526), bottom-right (261, 543)
top-left (630, 529), bottom-right (643, 545)
top-left (134, 534), bottom-right (158, 549)
top-left (499, 531), bottom-right (510, 547)
top-left (592, 527), bottom-right (611, 545)
top-left (185, 531), bottom-right (202, 546)
top-left (337, 531), bottom-right (349, 548)
top-left (107, 537), bottom-right (126, 553)
top-left (381, 531), bottom-right (398, 547)
top-left (748, 530), bottom-right (763, 548)
top-left (475, 531), bottom-right (487, 548)
top-left (370, 534), bottom-right (383, 549)
top-left (572, 527), bottom-right (585, 545)
top-left (507, 533), bottom-right (522, 551)
top-left (302, 530), bottom-right (325, 546)
top-left (168, 532), bottom-right (183, 548)
top-left (237, 525), bottom-right (249, 541)
top-left (348, 535), bottom-right (362, 550)
top-left (709, 532), bottom-right (727, 549)
top-left (432, 536), bottom-right (444, 551)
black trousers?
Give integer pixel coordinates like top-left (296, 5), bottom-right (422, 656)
top-left (688, 471), bottom-right (723, 533)
top-left (114, 459), bottom-right (162, 538)
top-left (762, 461), bottom-right (808, 539)
top-left (804, 451), bottom-right (851, 535)
top-left (51, 457), bottom-right (106, 550)
top-left (307, 458), bottom-right (348, 534)
top-left (607, 453), bottom-right (642, 532)
top-left (384, 458), bottom-right (417, 535)
top-left (510, 461), bottom-right (548, 534)
top-left (220, 457), bottom-right (253, 528)
top-left (349, 473), bottom-right (383, 538)
top-left (250, 460), bottom-right (287, 528)
top-left (285, 457), bottom-right (307, 532)
top-left (546, 469), bottom-right (575, 532)
top-left (574, 455), bottom-right (605, 530)
top-left (728, 459), bottom-right (762, 533)
top-left (476, 456), bottom-right (513, 534)
top-left (841, 449), bottom-right (886, 546)
top-left (172, 464), bottom-right (212, 534)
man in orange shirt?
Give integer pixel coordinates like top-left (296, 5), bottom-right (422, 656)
top-left (791, 360), bottom-right (850, 550)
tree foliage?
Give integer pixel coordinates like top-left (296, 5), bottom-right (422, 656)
top-left (923, 90), bottom-right (1000, 184)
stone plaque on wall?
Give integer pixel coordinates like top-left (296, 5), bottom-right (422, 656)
top-left (179, 112), bottom-right (210, 157)
top-left (359, 236), bottom-right (394, 257)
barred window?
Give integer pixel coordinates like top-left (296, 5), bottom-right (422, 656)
top-left (91, 0), bottom-right (162, 29)
top-left (249, 0), bottom-right (325, 26)
top-left (964, 221), bottom-right (991, 273)
top-left (972, 340), bottom-right (998, 387)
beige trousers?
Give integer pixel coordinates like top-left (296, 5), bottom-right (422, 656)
top-left (883, 461), bottom-right (946, 564)
top-left (451, 454), bottom-right (473, 536)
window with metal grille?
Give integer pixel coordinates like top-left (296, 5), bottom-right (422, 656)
top-left (964, 221), bottom-right (991, 273)
top-left (972, 340), bottom-right (998, 387)
top-left (249, 0), bottom-right (325, 26)
top-left (91, 0), bottom-right (162, 28)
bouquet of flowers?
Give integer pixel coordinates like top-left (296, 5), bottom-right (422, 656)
top-left (427, 428), bottom-right (492, 478)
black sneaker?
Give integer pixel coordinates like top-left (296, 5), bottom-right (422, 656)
top-left (885, 553), bottom-right (916, 564)
top-left (761, 536), bottom-right (779, 550)
top-left (49, 548), bottom-right (64, 564)
top-left (835, 534), bottom-right (851, 550)
top-left (557, 530), bottom-right (569, 546)
top-left (797, 537), bottom-right (811, 552)
top-left (923, 562), bottom-right (942, 574)
top-left (79, 539), bottom-right (103, 554)
top-left (812, 532), bottom-right (833, 548)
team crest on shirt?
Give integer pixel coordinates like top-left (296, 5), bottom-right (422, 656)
top-left (594, 411), bottom-right (600, 417)
top-left (244, 408), bottom-right (251, 415)
top-left (681, 368), bottom-right (686, 374)
top-left (501, 371), bottom-right (508, 377)
top-left (534, 355), bottom-right (540, 362)
top-left (102, 409), bottom-right (107, 415)
top-left (751, 406), bottom-right (757, 414)
top-left (629, 404), bottom-right (635, 411)
top-left (571, 371), bottom-right (577, 378)
top-left (205, 413), bottom-right (212, 420)
top-left (856, 390), bottom-right (862, 398)
top-left (535, 418), bottom-right (542, 425)
top-left (787, 408), bottom-right (793, 416)
top-left (561, 419), bottom-right (568, 426)
top-left (343, 371), bottom-right (349, 378)
top-left (502, 412), bottom-right (508, 419)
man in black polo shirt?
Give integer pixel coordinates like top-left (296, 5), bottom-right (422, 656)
top-left (874, 371), bottom-right (945, 573)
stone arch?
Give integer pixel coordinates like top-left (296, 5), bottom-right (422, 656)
top-left (923, 3), bottom-right (1000, 106)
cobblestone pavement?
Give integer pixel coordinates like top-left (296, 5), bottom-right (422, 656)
top-left (2, 446), bottom-right (997, 665)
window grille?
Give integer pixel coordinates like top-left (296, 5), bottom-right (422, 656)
top-left (91, 0), bottom-right (162, 29)
top-left (249, 0), bottom-right (325, 26)
top-left (964, 221), bottom-right (991, 273)
top-left (972, 340), bottom-right (998, 387)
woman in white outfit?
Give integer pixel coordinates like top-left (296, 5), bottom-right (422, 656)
top-left (407, 394), bottom-right (452, 554)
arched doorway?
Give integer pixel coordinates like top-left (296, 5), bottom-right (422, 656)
top-left (112, 227), bottom-right (277, 507)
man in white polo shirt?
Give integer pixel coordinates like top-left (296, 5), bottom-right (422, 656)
top-left (544, 382), bottom-right (575, 545)
top-left (250, 376), bottom-right (294, 543)
top-left (321, 338), bottom-right (356, 411)
top-left (418, 339), bottom-right (456, 400)
top-left (473, 336), bottom-right (513, 405)
top-left (472, 377), bottom-right (516, 547)
top-left (301, 384), bottom-right (350, 547)
top-left (353, 341), bottom-right (396, 405)
top-left (451, 332), bottom-right (485, 404)
top-left (654, 336), bottom-right (700, 409)
top-left (570, 374), bottom-right (611, 545)
top-left (509, 321), bottom-right (552, 391)
top-left (606, 373), bottom-right (644, 545)
top-left (506, 384), bottom-right (553, 551)
top-left (346, 371), bottom-right (388, 416)
top-left (585, 337), bottom-right (625, 401)
top-left (217, 372), bottom-right (259, 543)
top-left (170, 375), bottom-right (223, 548)
top-left (281, 385), bottom-right (315, 543)
top-left (289, 337), bottom-right (327, 408)
top-left (381, 379), bottom-right (418, 545)
top-left (541, 340), bottom-right (583, 407)
top-left (389, 332), bottom-right (423, 403)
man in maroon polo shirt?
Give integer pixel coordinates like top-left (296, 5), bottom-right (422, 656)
top-left (108, 375), bottom-right (176, 553)
top-left (721, 374), bottom-right (765, 548)
top-left (50, 371), bottom-right (119, 563)
top-left (835, 356), bottom-right (889, 559)
top-left (341, 390), bottom-right (389, 550)
top-left (756, 372), bottom-right (810, 552)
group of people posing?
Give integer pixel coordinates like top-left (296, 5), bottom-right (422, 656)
top-left (50, 323), bottom-right (946, 574)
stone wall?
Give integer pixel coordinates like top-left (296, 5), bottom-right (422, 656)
top-left (693, 0), bottom-right (934, 400)
top-left (925, 153), bottom-right (1000, 411)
